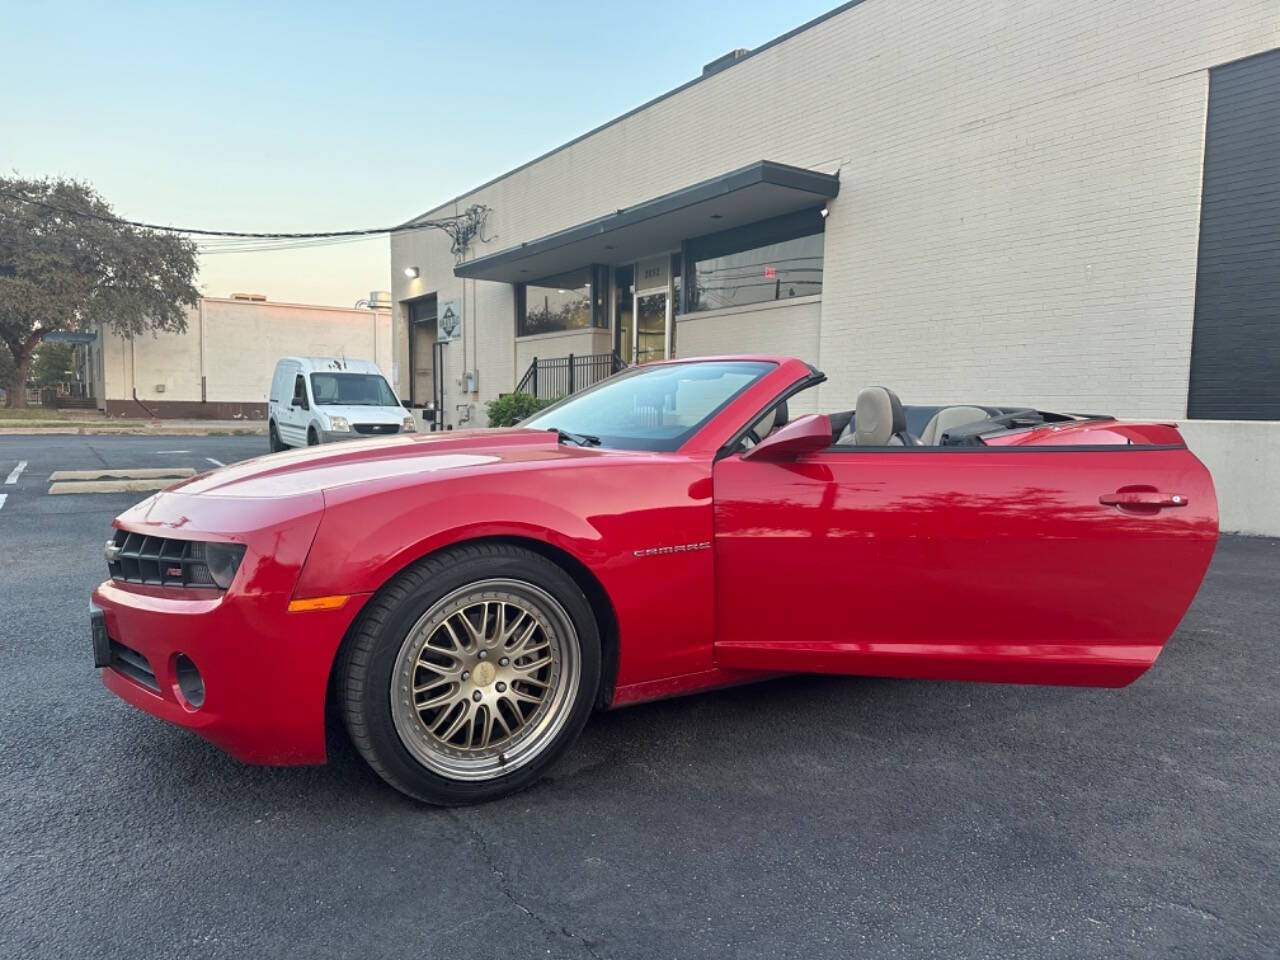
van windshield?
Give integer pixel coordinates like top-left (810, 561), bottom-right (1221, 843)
top-left (310, 373), bottom-right (398, 406)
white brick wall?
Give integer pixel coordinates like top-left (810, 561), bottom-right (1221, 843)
top-left (392, 0), bottom-right (1279, 422)
top-left (101, 298), bottom-right (392, 405)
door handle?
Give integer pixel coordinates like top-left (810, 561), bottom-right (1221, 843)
top-left (1099, 491), bottom-right (1188, 508)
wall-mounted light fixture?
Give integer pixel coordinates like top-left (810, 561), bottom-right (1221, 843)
top-left (404, 266), bottom-right (420, 279)
top-left (819, 207), bottom-right (830, 219)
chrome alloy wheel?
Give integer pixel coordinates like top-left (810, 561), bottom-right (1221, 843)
top-left (390, 579), bottom-right (580, 781)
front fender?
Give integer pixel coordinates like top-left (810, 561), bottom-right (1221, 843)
top-left (293, 488), bottom-right (608, 599)
top-left (292, 459), bottom-right (719, 689)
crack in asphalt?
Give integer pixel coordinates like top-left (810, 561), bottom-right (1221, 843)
top-left (447, 810), bottom-right (605, 959)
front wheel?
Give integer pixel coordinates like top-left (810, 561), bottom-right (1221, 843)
top-left (337, 544), bottom-right (601, 805)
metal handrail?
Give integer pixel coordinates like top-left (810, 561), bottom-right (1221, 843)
top-left (514, 351), bottom-right (627, 400)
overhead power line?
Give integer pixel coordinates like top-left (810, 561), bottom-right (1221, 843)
top-left (0, 189), bottom-right (493, 260)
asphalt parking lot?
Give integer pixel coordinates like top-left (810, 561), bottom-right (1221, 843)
top-left (1, 433), bottom-right (1276, 959)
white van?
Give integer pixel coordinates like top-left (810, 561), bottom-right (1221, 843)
top-left (267, 357), bottom-right (414, 450)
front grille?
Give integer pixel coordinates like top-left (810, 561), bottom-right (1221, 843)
top-left (353, 423), bottom-right (399, 435)
top-left (109, 638), bottom-right (159, 692)
top-left (107, 530), bottom-right (218, 588)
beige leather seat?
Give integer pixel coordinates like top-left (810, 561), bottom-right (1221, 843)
top-left (837, 386), bottom-right (909, 445)
top-left (918, 405), bottom-right (989, 445)
top-left (741, 399), bottom-right (788, 448)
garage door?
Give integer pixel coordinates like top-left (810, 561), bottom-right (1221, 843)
top-left (1187, 48), bottom-right (1280, 420)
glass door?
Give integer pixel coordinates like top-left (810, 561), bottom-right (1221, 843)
top-left (634, 256), bottom-right (670, 365)
top-left (635, 291), bottom-right (667, 364)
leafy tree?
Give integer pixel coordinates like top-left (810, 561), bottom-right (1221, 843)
top-left (0, 176), bottom-right (199, 407)
top-left (31, 341), bottom-right (76, 386)
top-left (0, 347), bottom-right (13, 400)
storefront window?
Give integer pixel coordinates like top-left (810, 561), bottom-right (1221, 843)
top-left (518, 266), bottom-right (607, 336)
top-left (686, 209), bottom-right (825, 314)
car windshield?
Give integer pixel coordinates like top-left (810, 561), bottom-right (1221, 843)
top-left (310, 372), bottom-right (398, 406)
top-left (521, 360), bottom-right (774, 451)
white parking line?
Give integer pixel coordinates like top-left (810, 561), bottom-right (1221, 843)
top-left (155, 449), bottom-right (191, 454)
top-left (5, 461), bottom-right (26, 485)
top-left (0, 493), bottom-right (7, 511)
top-left (206, 457), bottom-right (225, 467)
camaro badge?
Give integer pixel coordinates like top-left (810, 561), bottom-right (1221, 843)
top-left (633, 541), bottom-right (711, 558)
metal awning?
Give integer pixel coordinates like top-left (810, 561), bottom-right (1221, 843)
top-left (453, 160), bottom-right (839, 282)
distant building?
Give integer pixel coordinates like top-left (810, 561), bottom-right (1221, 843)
top-left (87, 295), bottom-right (392, 418)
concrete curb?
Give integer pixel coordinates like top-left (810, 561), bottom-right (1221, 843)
top-left (0, 425), bottom-right (266, 436)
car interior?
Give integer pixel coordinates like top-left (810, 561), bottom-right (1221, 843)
top-left (739, 385), bottom-right (1078, 451)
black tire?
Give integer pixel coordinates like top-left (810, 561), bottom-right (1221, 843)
top-left (336, 543), bottom-right (601, 805)
top-left (268, 421), bottom-right (285, 452)
top-left (307, 427), bottom-right (319, 446)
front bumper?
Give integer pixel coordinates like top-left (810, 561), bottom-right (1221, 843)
top-left (92, 486), bottom-right (364, 766)
top-left (322, 425), bottom-right (403, 443)
top-left (94, 579), bottom-right (368, 764)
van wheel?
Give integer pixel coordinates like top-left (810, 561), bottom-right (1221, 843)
top-left (307, 427), bottom-right (319, 446)
top-left (337, 543), bottom-right (600, 805)
top-left (269, 421), bottom-right (285, 452)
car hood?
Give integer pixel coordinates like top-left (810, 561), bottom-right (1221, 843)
top-left (171, 428), bottom-right (598, 499)
top-left (312, 404), bottom-right (405, 424)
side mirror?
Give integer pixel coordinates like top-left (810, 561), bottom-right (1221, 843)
top-left (740, 413), bottom-right (832, 462)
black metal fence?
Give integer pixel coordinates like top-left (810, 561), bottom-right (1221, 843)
top-left (515, 352), bottom-right (625, 400)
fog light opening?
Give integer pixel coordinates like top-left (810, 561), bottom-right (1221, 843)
top-left (173, 653), bottom-right (205, 710)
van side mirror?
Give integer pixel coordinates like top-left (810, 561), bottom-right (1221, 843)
top-left (740, 414), bottom-right (832, 462)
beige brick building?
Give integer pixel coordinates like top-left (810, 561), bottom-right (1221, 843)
top-left (391, 0), bottom-right (1280, 531)
top-left (89, 296), bottom-right (392, 419)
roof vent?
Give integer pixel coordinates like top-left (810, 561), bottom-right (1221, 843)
top-left (702, 48), bottom-right (748, 77)
top-left (368, 290), bottom-right (392, 309)
top-left (230, 292), bottom-right (267, 302)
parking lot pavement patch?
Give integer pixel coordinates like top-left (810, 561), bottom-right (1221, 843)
top-left (48, 468), bottom-right (196, 482)
top-left (47, 466), bottom-right (198, 495)
top-left (48, 479), bottom-right (188, 494)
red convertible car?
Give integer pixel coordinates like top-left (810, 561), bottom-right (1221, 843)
top-left (91, 356), bottom-right (1218, 804)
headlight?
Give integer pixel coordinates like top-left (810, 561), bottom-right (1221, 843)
top-left (328, 415), bottom-right (351, 432)
top-left (202, 542), bottom-right (247, 590)
top-left (402, 415), bottom-right (416, 433)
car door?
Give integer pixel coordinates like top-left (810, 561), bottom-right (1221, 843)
top-left (712, 440), bottom-right (1218, 687)
top-left (280, 372), bottom-right (310, 446)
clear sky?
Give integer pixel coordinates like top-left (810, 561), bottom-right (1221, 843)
top-left (2, 0), bottom-right (839, 306)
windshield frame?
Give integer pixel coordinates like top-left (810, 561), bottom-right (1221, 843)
top-left (308, 371), bottom-right (399, 407)
top-left (520, 359), bottom-right (777, 452)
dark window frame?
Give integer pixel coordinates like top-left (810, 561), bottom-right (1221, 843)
top-left (683, 207), bottom-right (826, 314)
top-left (516, 264), bottom-right (609, 337)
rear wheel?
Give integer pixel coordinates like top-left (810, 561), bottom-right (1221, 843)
top-left (268, 421), bottom-right (285, 452)
top-left (337, 543), bottom-right (600, 805)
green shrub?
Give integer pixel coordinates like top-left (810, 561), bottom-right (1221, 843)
top-left (486, 392), bottom-right (558, 427)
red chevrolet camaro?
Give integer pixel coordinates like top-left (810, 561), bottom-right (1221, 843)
top-left (91, 356), bottom-right (1218, 804)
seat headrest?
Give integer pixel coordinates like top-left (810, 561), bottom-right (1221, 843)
top-left (919, 405), bottom-right (989, 445)
top-left (854, 386), bottom-right (907, 446)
